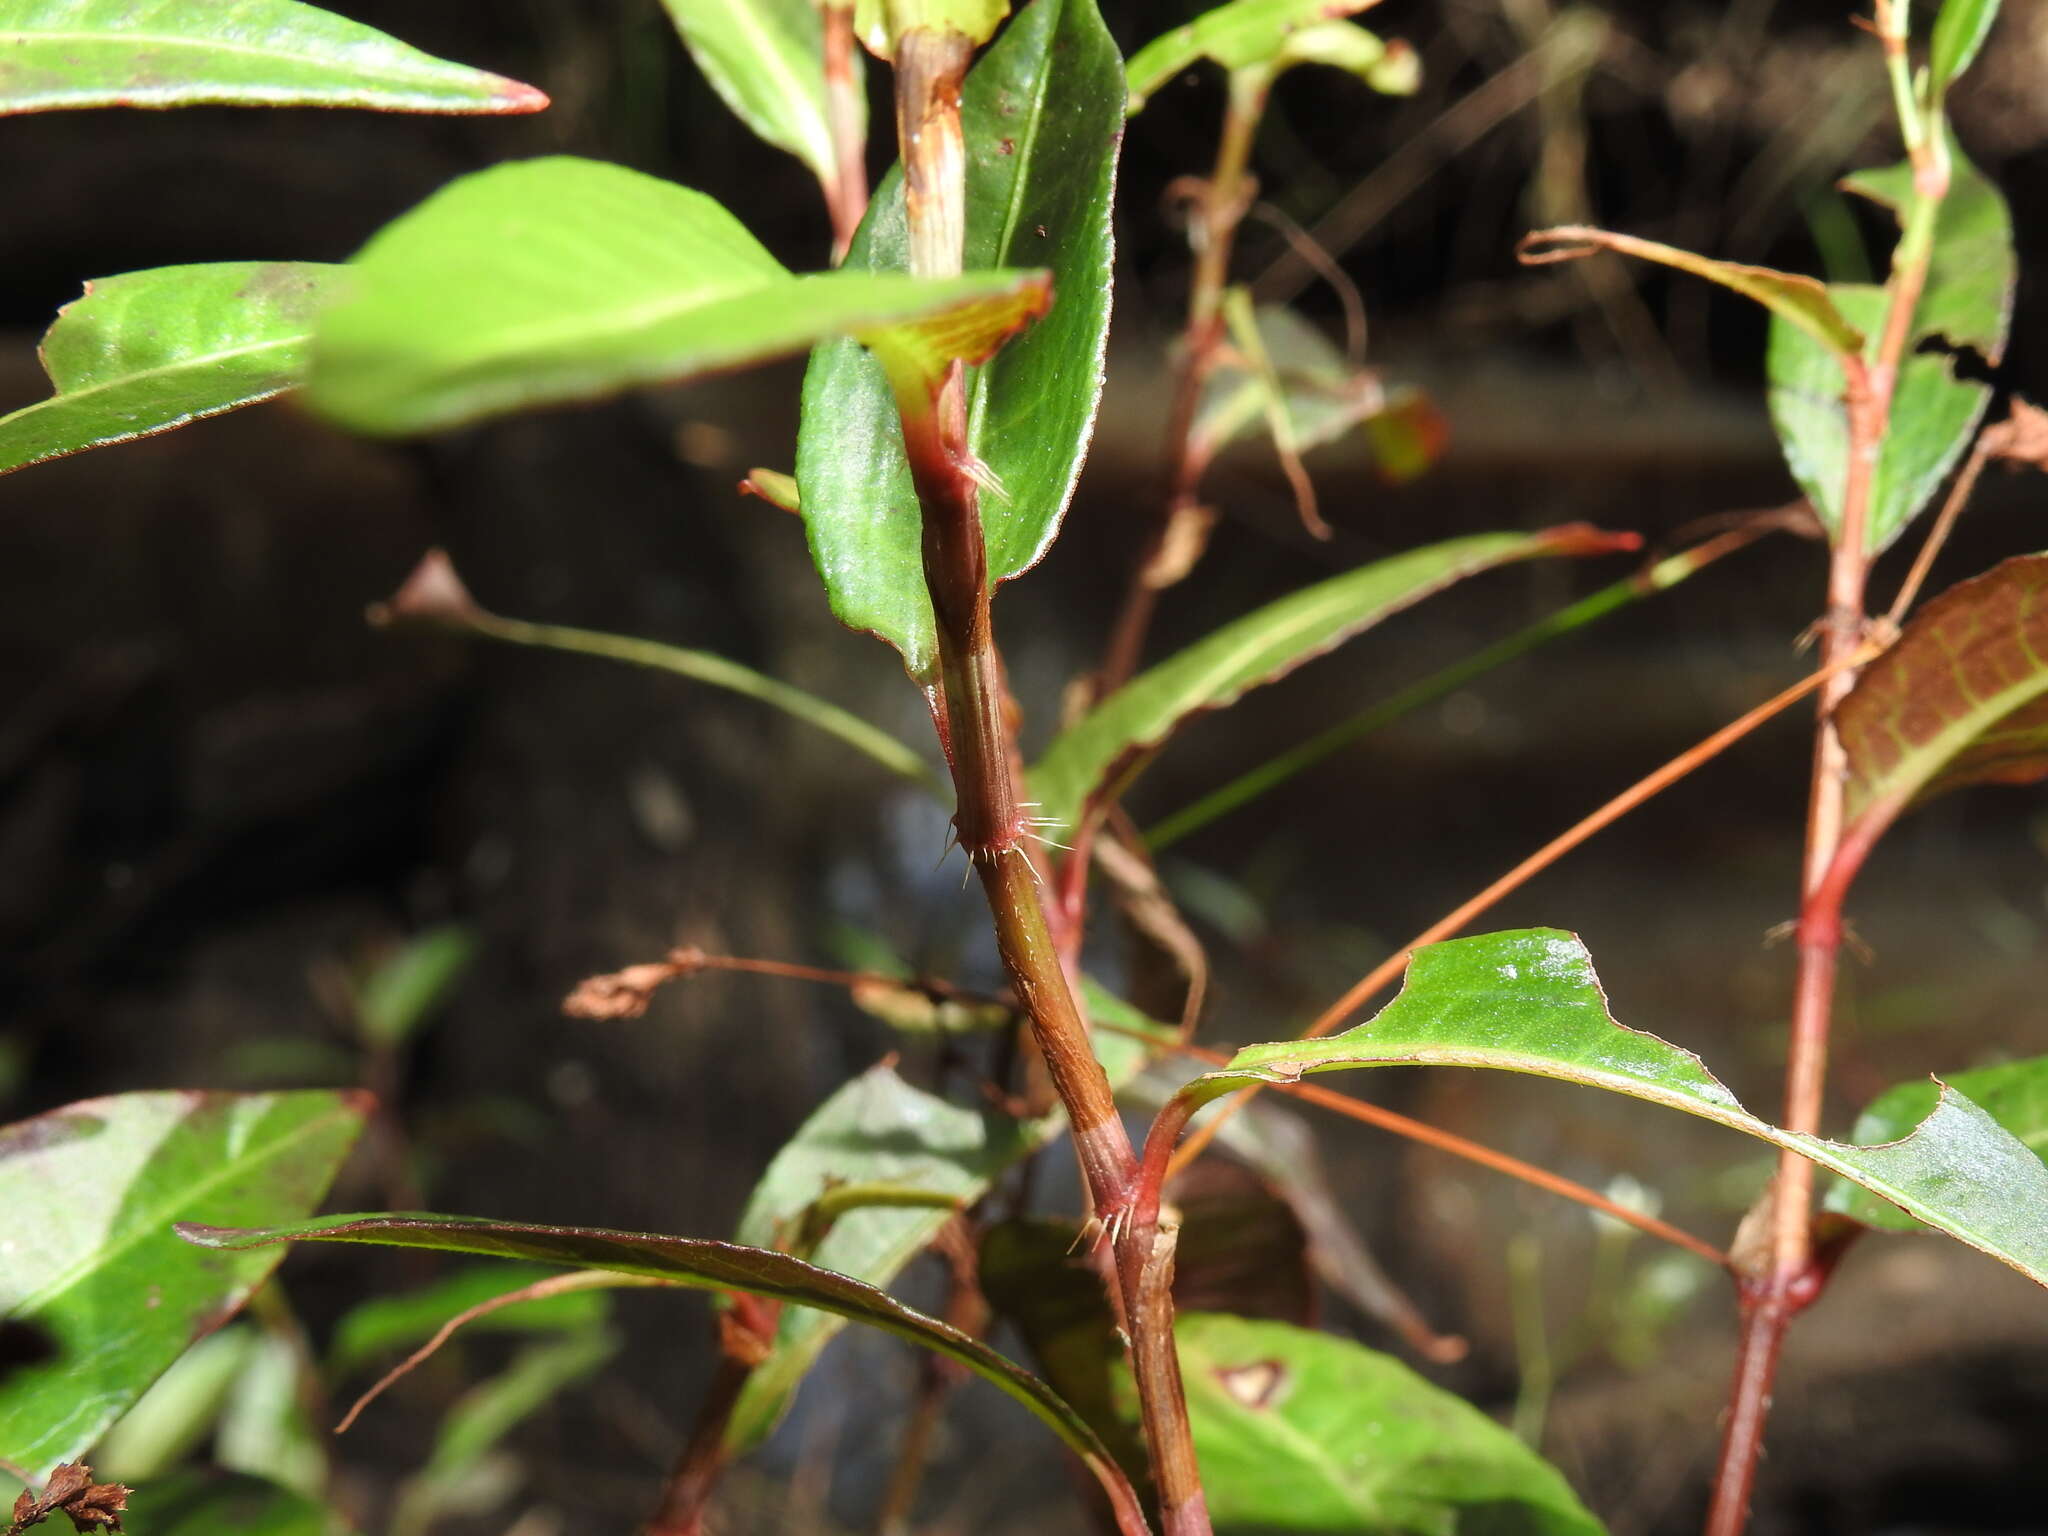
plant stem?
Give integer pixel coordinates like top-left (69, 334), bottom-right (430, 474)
top-left (821, 2), bottom-right (869, 263)
top-left (1707, 38), bottom-right (1946, 1515)
top-left (1097, 67), bottom-right (1271, 699)
top-left (647, 1356), bottom-right (758, 1536)
top-left (890, 37), bottom-right (1209, 1534)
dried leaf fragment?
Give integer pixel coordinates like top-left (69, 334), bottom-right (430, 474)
top-left (6, 1463), bottom-right (129, 1535)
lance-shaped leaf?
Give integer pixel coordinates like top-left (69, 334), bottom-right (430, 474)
top-left (1175, 1314), bottom-right (1603, 1534)
top-left (724, 1063), bottom-right (1036, 1450)
top-left (306, 156), bottom-right (1049, 438)
top-left (795, 0), bottom-right (1122, 678)
top-left (0, 262), bottom-right (342, 478)
top-left (726, 1001), bottom-right (1171, 1449)
top-left (1519, 227), bottom-right (1864, 355)
top-left (1767, 140), bottom-right (2015, 552)
top-left (1029, 525), bottom-right (1637, 839)
top-left (1930, 0), bottom-right (2002, 98)
top-left (658, 0), bottom-right (857, 192)
top-left (1829, 1054), bottom-right (2048, 1232)
top-left (178, 1214), bottom-right (1149, 1529)
top-left (1125, 0), bottom-right (1393, 112)
top-left (1837, 554), bottom-right (2048, 833)
top-left (0, 1090), bottom-right (366, 1478)
top-left (1176, 930), bottom-right (2048, 1287)
top-left (0, 0), bottom-right (545, 115)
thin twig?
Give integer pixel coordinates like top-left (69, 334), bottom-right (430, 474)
top-left (1885, 423), bottom-right (1997, 628)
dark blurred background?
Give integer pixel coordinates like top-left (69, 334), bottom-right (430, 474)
top-left (4, 1), bottom-right (2048, 1531)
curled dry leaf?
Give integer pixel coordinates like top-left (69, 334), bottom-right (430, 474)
top-left (7, 1463), bottom-right (129, 1535)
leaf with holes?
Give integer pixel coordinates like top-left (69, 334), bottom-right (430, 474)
top-left (0, 1091), bottom-right (366, 1478)
top-left (0, 0), bottom-right (545, 115)
top-left (795, 0), bottom-right (1122, 678)
top-left (1766, 138), bottom-right (2015, 552)
top-left (1837, 554), bottom-right (2048, 835)
top-left (0, 262), bottom-right (342, 478)
top-left (178, 1213), bottom-right (1149, 1528)
top-left (657, 0), bottom-right (857, 191)
top-left (307, 157), bottom-right (1049, 438)
top-left (1029, 525), bottom-right (1636, 839)
top-left (1177, 1314), bottom-right (1602, 1533)
top-left (1829, 1054), bottom-right (2048, 1233)
top-left (1179, 930), bottom-right (2048, 1286)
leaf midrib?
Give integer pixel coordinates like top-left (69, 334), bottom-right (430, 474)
top-left (0, 29), bottom-right (472, 87)
top-left (8, 1099), bottom-right (351, 1322)
top-left (0, 333), bottom-right (302, 435)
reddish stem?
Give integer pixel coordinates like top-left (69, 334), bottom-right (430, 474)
top-left (820, 4), bottom-right (869, 263)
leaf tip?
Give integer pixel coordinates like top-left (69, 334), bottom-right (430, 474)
top-left (490, 77), bottom-right (552, 114)
top-left (1537, 523), bottom-right (1643, 558)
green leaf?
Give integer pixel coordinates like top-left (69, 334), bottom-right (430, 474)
top-left (355, 925), bottom-right (475, 1050)
top-left (854, 0), bottom-right (1010, 57)
top-left (1837, 554), bottom-right (2048, 833)
top-left (390, 1328), bottom-right (617, 1536)
top-left (1176, 1314), bottom-right (1603, 1535)
top-left (306, 156), bottom-right (1050, 438)
top-left (795, 0), bottom-right (1122, 678)
top-left (179, 1213), bottom-right (1149, 1528)
top-left (724, 1062), bottom-right (1037, 1450)
top-left (0, 262), bottom-right (342, 478)
top-left (1519, 227), bottom-right (1865, 356)
top-left (0, 0), bottom-right (545, 115)
top-left (1829, 1054), bottom-right (2048, 1231)
top-left (1029, 526), bottom-right (1635, 839)
top-left (218, 1326), bottom-right (327, 1498)
top-left (1182, 930), bottom-right (2048, 1287)
top-left (1766, 139), bottom-right (2015, 552)
top-left (658, 0), bottom-right (857, 190)
top-left (121, 1469), bottom-right (351, 1536)
top-left (329, 1263), bottom-right (614, 1375)
top-left (1125, 0), bottom-right (1385, 111)
top-left (0, 1091), bottom-right (365, 1479)
top-left (1930, 0), bottom-right (2001, 95)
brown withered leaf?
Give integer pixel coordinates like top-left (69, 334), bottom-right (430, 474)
top-left (7, 1463), bottom-right (129, 1534)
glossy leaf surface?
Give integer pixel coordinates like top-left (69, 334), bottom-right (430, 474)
top-left (657, 0), bottom-right (853, 187)
top-left (0, 1090), bottom-right (366, 1477)
top-left (1830, 1054), bottom-right (2048, 1231)
top-left (1837, 554), bottom-right (2048, 831)
top-left (0, 262), bottom-right (341, 477)
top-left (1766, 141), bottom-right (2014, 552)
top-left (0, 0), bottom-right (545, 115)
top-left (796, 0), bottom-right (1122, 677)
top-left (1185, 930), bottom-right (2048, 1286)
top-left (725, 1064), bottom-right (1036, 1449)
top-left (1125, 0), bottom-right (1382, 110)
top-left (307, 157), bottom-right (1049, 438)
top-left (1030, 526), bottom-right (1634, 838)
top-left (1178, 1314), bottom-right (1602, 1534)
top-left (122, 1469), bottom-right (348, 1535)
top-left (180, 1213), bottom-right (1148, 1523)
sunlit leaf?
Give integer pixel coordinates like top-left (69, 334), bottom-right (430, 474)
top-left (180, 1213), bottom-right (1149, 1526)
top-left (1766, 139), bottom-right (2015, 552)
top-left (657, 0), bottom-right (856, 190)
top-left (1176, 1314), bottom-right (1603, 1534)
top-left (796, 0), bottom-right (1121, 677)
top-left (1519, 227), bottom-right (1865, 355)
top-left (0, 1090), bottom-right (366, 1478)
top-left (1182, 930), bottom-right (2048, 1286)
top-left (1829, 1054), bottom-right (2048, 1232)
top-left (1125, 0), bottom-right (1388, 111)
top-left (1930, 0), bottom-right (2002, 96)
top-left (1029, 526), bottom-right (1637, 839)
top-left (306, 157), bottom-right (1049, 438)
top-left (0, 0), bottom-right (545, 115)
top-left (0, 262), bottom-right (341, 478)
top-left (1837, 554), bottom-right (2048, 833)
